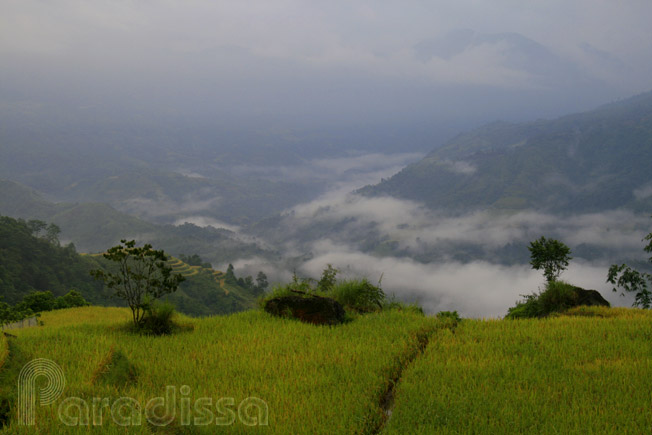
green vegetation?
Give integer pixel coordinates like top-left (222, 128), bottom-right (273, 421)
top-left (360, 90), bottom-right (652, 213)
top-left (384, 308), bottom-right (652, 433)
top-left (0, 215), bottom-right (262, 317)
top-left (507, 237), bottom-right (610, 319)
top-left (1, 306), bottom-right (441, 433)
top-left (0, 215), bottom-right (106, 305)
top-left (608, 217), bottom-right (652, 308)
top-left (0, 334), bottom-right (6, 369)
top-left (261, 265), bottom-right (400, 315)
top-left (0, 179), bottom-right (273, 262)
top-left (90, 240), bottom-right (185, 329)
top-left (2, 306), bottom-right (652, 432)
top-left (506, 280), bottom-right (577, 319)
top-left (528, 236), bottom-right (572, 282)
top-left (1, 290), bottom-right (89, 328)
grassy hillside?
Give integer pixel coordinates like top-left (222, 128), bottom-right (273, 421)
top-left (82, 253), bottom-right (260, 316)
top-left (1, 307), bottom-right (440, 434)
top-left (361, 90), bottom-right (652, 213)
top-left (0, 216), bottom-right (258, 316)
top-left (1, 306), bottom-right (651, 433)
top-left (0, 215), bottom-right (108, 305)
top-left (0, 334), bottom-right (6, 371)
top-left (385, 306), bottom-right (652, 433)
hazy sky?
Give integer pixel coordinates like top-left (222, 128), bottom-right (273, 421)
top-left (2, 0), bottom-right (652, 130)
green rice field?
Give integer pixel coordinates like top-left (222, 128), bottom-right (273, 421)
top-left (2, 306), bottom-right (652, 433)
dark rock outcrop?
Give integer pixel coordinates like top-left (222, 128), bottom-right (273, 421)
top-left (264, 293), bottom-right (346, 325)
top-left (572, 286), bottom-right (610, 307)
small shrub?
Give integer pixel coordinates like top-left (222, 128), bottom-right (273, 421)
top-left (436, 310), bottom-right (462, 323)
top-left (382, 294), bottom-right (424, 314)
top-left (506, 280), bottom-right (578, 319)
top-left (331, 279), bottom-right (385, 313)
top-left (54, 290), bottom-right (89, 309)
top-left (17, 291), bottom-right (55, 313)
top-left (538, 281), bottom-right (577, 314)
top-left (505, 294), bottom-right (542, 319)
top-left (139, 301), bottom-right (176, 335)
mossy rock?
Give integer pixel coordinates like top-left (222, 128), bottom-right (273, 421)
top-left (264, 294), bottom-right (346, 325)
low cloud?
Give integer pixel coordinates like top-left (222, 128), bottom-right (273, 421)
top-left (296, 239), bottom-right (631, 318)
top-left (121, 194), bottom-right (222, 220)
top-left (173, 216), bottom-right (239, 232)
top-left (246, 190), bottom-right (649, 317)
top-left (280, 192), bottom-right (647, 259)
top-left (443, 160), bottom-right (476, 175)
top-left (634, 183), bottom-right (652, 200)
top-left (232, 152), bottom-right (423, 196)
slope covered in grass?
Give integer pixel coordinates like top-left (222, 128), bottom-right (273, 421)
top-left (0, 334), bottom-right (6, 371)
top-left (1, 306), bottom-right (440, 434)
top-left (385, 306), bottom-right (652, 433)
top-left (5, 306), bottom-right (652, 433)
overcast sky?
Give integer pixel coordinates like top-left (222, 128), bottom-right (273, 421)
top-left (2, 0), bottom-right (652, 131)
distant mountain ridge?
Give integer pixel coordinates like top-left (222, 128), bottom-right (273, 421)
top-left (0, 179), bottom-right (272, 264)
top-left (360, 90), bottom-right (652, 214)
top-left (0, 215), bottom-right (260, 316)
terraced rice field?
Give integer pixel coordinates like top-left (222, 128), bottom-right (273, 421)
top-left (384, 306), bottom-right (652, 434)
top-left (3, 306), bottom-right (652, 433)
top-left (1, 307), bottom-right (440, 434)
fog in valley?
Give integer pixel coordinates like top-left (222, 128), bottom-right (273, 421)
top-left (3, 1), bottom-right (652, 317)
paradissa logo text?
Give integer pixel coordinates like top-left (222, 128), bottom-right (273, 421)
top-left (18, 359), bottom-right (268, 427)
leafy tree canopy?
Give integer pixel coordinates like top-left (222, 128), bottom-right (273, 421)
top-left (528, 236), bottom-right (572, 282)
top-left (91, 240), bottom-right (185, 327)
top-left (608, 217), bottom-right (652, 308)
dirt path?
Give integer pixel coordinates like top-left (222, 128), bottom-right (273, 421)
top-left (371, 319), bottom-right (458, 434)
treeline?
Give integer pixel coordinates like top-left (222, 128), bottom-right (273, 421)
top-left (224, 263), bottom-right (268, 294)
top-left (0, 215), bottom-right (266, 317)
top-left (0, 216), bottom-right (107, 305)
top-left (1, 289), bottom-right (89, 327)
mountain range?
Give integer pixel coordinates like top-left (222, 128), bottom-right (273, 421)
top-left (360, 91), bottom-right (652, 214)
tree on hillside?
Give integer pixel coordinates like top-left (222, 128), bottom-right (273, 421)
top-left (317, 264), bottom-right (338, 292)
top-left (90, 240), bottom-right (185, 327)
top-left (0, 301), bottom-right (16, 328)
top-left (528, 236), bottom-right (572, 282)
top-left (225, 263), bottom-right (236, 283)
top-left (25, 219), bottom-right (60, 245)
top-left (255, 271), bottom-right (269, 292)
top-left (45, 223), bottom-right (61, 246)
top-left (608, 218), bottom-right (652, 308)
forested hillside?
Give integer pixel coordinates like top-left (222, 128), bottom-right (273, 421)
top-left (0, 216), bottom-right (106, 305)
top-left (0, 180), bottom-right (273, 262)
top-left (0, 216), bottom-right (261, 315)
top-left (360, 91), bottom-right (652, 213)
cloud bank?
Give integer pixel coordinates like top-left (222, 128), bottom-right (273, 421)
top-left (248, 190), bottom-right (649, 317)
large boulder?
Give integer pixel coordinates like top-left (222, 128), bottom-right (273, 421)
top-left (571, 286), bottom-right (610, 307)
top-left (264, 294), bottom-right (346, 325)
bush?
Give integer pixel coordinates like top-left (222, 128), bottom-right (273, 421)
top-left (383, 295), bottom-right (424, 315)
top-left (258, 266), bottom-right (425, 316)
top-left (331, 279), bottom-right (385, 313)
top-left (506, 280), bottom-right (577, 319)
top-left (436, 310), bottom-right (462, 323)
top-left (139, 301), bottom-right (176, 335)
top-left (537, 281), bottom-right (576, 314)
top-left (505, 294), bottom-right (541, 319)
top-left (17, 291), bottom-right (55, 313)
top-left (54, 290), bottom-right (89, 309)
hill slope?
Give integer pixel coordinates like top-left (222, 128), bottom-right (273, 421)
top-left (2, 306), bottom-right (652, 433)
top-left (0, 216), bottom-right (259, 315)
top-left (360, 91), bottom-right (652, 213)
top-left (0, 179), bottom-right (273, 264)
